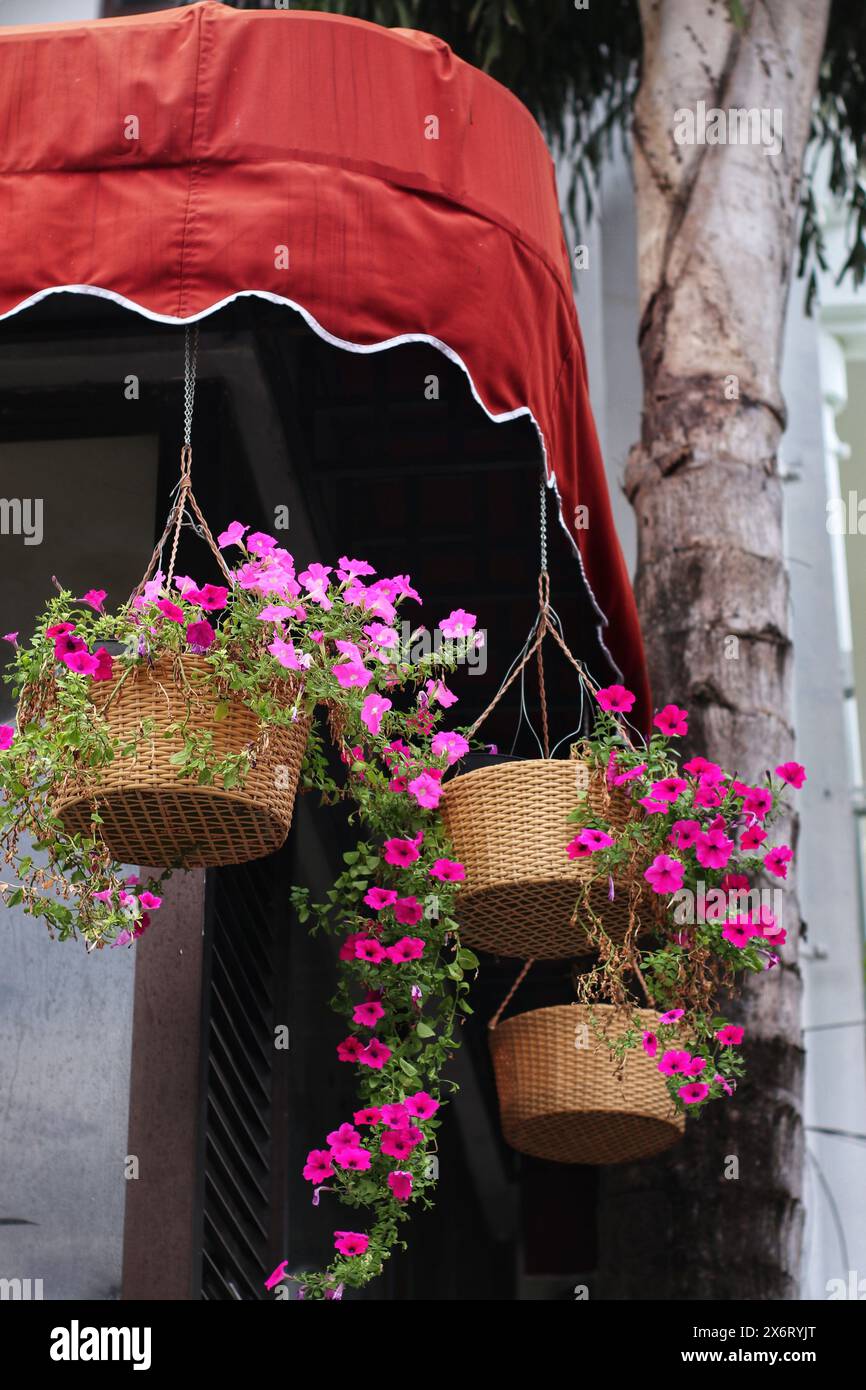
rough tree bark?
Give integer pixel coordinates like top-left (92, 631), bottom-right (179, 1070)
top-left (597, 0), bottom-right (831, 1300)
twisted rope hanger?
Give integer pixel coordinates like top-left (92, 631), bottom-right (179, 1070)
top-left (129, 326), bottom-right (233, 604)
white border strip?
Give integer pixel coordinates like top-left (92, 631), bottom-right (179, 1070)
top-left (0, 282), bottom-right (623, 679)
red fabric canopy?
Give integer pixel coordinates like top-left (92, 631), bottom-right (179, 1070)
top-left (0, 0), bottom-right (649, 722)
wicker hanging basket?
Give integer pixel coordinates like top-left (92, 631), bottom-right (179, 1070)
top-left (55, 654), bottom-right (311, 868)
top-left (440, 758), bottom-right (633, 958)
top-left (489, 1003), bottom-right (685, 1164)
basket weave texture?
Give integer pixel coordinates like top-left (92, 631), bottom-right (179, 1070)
top-left (441, 759), bottom-right (633, 959)
top-left (55, 655), bottom-right (310, 868)
top-left (489, 1003), bottom-right (684, 1164)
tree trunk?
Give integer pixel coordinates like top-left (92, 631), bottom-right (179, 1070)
top-left (597, 0), bottom-right (830, 1300)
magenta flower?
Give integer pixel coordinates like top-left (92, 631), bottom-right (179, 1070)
top-left (364, 887), bottom-right (398, 911)
top-left (332, 660), bottom-right (372, 689)
top-left (686, 1056), bottom-right (706, 1076)
top-left (46, 622), bottom-right (75, 640)
top-left (408, 771), bottom-right (442, 809)
top-left (64, 650), bottom-right (100, 676)
top-left (139, 891), bottom-right (162, 911)
top-left (382, 837), bottom-right (421, 868)
top-left (764, 844), bottom-right (793, 879)
top-left (683, 756), bottom-right (724, 783)
top-left (644, 854), bottom-right (685, 894)
top-left (380, 1128), bottom-right (422, 1159)
top-left (658, 1050), bottom-right (692, 1076)
top-left (2, 632), bottom-right (17, 646)
top-left (217, 520), bottom-right (249, 548)
top-left (337, 556), bottom-right (376, 582)
top-left (669, 819), bottom-right (701, 850)
top-left (354, 937), bottom-right (387, 964)
top-left (430, 730), bottom-right (470, 766)
top-left (714, 1074), bottom-right (735, 1096)
top-left (54, 632), bottom-right (85, 661)
top-left (653, 704), bottom-right (688, 736)
top-left (196, 584), bottom-right (228, 611)
top-left (326, 1122), bottom-right (360, 1150)
top-left (425, 677), bottom-right (458, 708)
top-left (248, 532), bottom-right (279, 556)
top-left (334, 1231), bottom-right (369, 1258)
top-left (695, 827), bottom-right (734, 871)
top-left (387, 1171), bottom-right (413, 1202)
top-left (381, 1103), bottom-right (410, 1129)
top-left (303, 1150), bottom-right (335, 1183)
top-left (639, 796), bottom-right (670, 815)
top-left (642, 1031), bottom-right (658, 1058)
top-left (353, 1001), bottom-right (385, 1027)
top-left (595, 683), bottom-right (635, 714)
top-left (568, 828), bottom-right (615, 856)
top-left (658, 1008), bottom-right (684, 1024)
top-left (360, 693), bottom-right (392, 735)
top-left (741, 824), bottom-right (767, 851)
top-left (186, 619), bottom-right (216, 653)
top-left (722, 918), bottom-right (754, 949)
top-left (716, 1024), bottom-right (745, 1046)
top-left (332, 1146), bottom-right (372, 1172)
top-left (742, 786), bottom-right (773, 821)
top-left (650, 776), bottom-right (688, 803)
top-left (405, 1090), bottom-right (440, 1120)
top-left (678, 1082), bottom-right (710, 1105)
top-left (80, 588), bottom-right (107, 612)
top-left (336, 1036), bottom-right (365, 1063)
top-left (393, 896), bottom-right (423, 926)
top-left (386, 936), bottom-right (425, 963)
top-left (693, 778), bottom-right (724, 809)
top-left (91, 647), bottom-right (115, 683)
top-left (439, 608), bottom-right (476, 639)
top-left (0, 725), bottom-right (15, 751)
top-left (353, 1107), bottom-right (383, 1126)
top-left (154, 598), bottom-right (183, 623)
top-left (613, 762), bottom-right (647, 784)
top-left (429, 858), bottom-right (465, 882)
top-left (776, 761), bottom-right (806, 789)
top-left (359, 1039), bottom-right (392, 1070)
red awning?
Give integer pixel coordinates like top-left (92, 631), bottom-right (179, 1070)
top-left (0, 0), bottom-right (649, 721)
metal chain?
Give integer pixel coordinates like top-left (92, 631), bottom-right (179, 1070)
top-left (539, 473), bottom-right (548, 573)
top-left (183, 325), bottom-right (199, 447)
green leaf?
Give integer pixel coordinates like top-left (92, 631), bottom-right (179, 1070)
top-left (415, 1021), bottom-right (435, 1038)
top-left (213, 701), bottom-right (230, 721)
top-left (456, 948), bottom-right (480, 970)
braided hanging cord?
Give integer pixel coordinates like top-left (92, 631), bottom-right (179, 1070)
top-left (129, 325), bottom-right (234, 605)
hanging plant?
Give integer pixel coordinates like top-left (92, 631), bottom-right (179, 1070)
top-left (563, 681), bottom-right (804, 1113)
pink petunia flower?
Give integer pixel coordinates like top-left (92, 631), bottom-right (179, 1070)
top-left (332, 1146), bottom-right (372, 1172)
top-left (644, 854), bottom-right (685, 894)
top-left (764, 845), bottom-right (793, 879)
top-left (408, 772), bottom-right (442, 809)
top-left (425, 677), bottom-right (458, 708)
top-left (2, 632), bottom-right (17, 646)
top-left (775, 761), bottom-right (806, 789)
top-left (686, 1056), bottom-right (706, 1076)
top-left (613, 762), bottom-right (648, 784)
top-left (337, 556), bottom-right (376, 582)
top-left (429, 858), bottom-right (465, 882)
top-left (380, 1126), bottom-right (423, 1159)
top-left (332, 660), bottom-right (373, 689)
top-left (303, 1150), bottom-right (335, 1183)
top-left (353, 1001), bottom-right (385, 1027)
top-left (353, 1107), bottom-right (383, 1126)
top-left (186, 620), bottom-right (216, 653)
top-left (595, 684), bottom-right (635, 714)
top-left (430, 731), bottom-right (470, 766)
top-left (715, 1073), bottom-right (735, 1096)
top-left (653, 704), bottom-right (688, 736)
top-left (642, 1031), bottom-right (658, 1058)
top-left (336, 1036), bottom-right (365, 1063)
top-left (658, 1050), bottom-right (692, 1076)
top-left (741, 824), bottom-right (768, 851)
top-left (386, 937), bottom-right (425, 963)
top-left (196, 584), bottom-right (229, 611)
top-left (80, 588), bottom-right (107, 612)
top-left (683, 756), bottom-right (724, 783)
top-left (650, 776), bottom-right (688, 803)
top-left (0, 725), bottom-right (15, 751)
top-left (359, 1039), bottom-right (392, 1070)
top-left (568, 828), bottom-right (615, 858)
top-left (380, 1103), bottom-right (410, 1129)
top-left (46, 622), bottom-right (75, 640)
top-left (156, 599), bottom-right (185, 624)
top-left (339, 932), bottom-right (367, 961)
top-left (382, 837), bottom-right (421, 868)
top-left (405, 1091), bottom-right (440, 1120)
top-left (693, 777), bottom-right (725, 809)
top-left (393, 896), bottom-right (423, 926)
top-left (716, 1024), bottom-right (745, 1046)
top-left (354, 938), bottom-right (388, 964)
top-left (722, 918), bottom-right (755, 949)
top-left (91, 647), bottom-right (115, 683)
top-left (217, 520), bottom-right (249, 549)
top-left (639, 796), bottom-right (670, 815)
top-left (669, 819), bottom-right (701, 850)
top-left (364, 887), bottom-right (398, 911)
top-left (439, 609), bottom-right (476, 639)
top-left (361, 693), bottom-right (392, 735)
top-left (387, 1171), bottom-right (413, 1202)
top-left (659, 1008), bottom-right (684, 1024)
top-left (63, 650), bottom-right (100, 676)
top-left (742, 786), bottom-right (773, 821)
top-left (695, 827), bottom-right (734, 871)
top-left (334, 1231), bottom-right (369, 1257)
top-left (678, 1082), bottom-right (710, 1105)
top-left (139, 891), bottom-right (162, 911)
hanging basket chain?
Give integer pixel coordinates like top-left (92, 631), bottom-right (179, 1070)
top-left (489, 957), bottom-right (535, 1030)
top-left (129, 326), bottom-right (233, 605)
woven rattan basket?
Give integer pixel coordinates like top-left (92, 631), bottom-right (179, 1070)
top-left (489, 1003), bottom-right (684, 1164)
top-left (440, 759), bottom-right (632, 958)
top-left (55, 655), bottom-right (310, 867)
